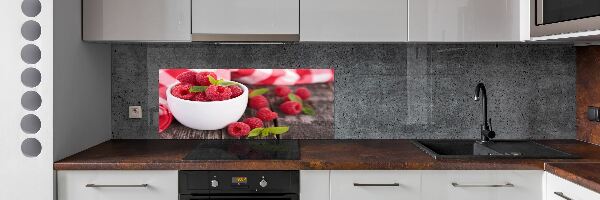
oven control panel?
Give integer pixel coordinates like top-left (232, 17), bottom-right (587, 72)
top-left (179, 171), bottom-right (299, 194)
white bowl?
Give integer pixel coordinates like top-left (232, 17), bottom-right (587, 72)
top-left (166, 82), bottom-right (248, 130)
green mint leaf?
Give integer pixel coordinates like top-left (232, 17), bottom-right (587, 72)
top-left (208, 76), bottom-right (218, 85)
top-left (269, 126), bottom-right (289, 135)
top-left (287, 94), bottom-right (303, 104)
top-left (302, 105), bottom-right (316, 115)
top-left (247, 128), bottom-right (263, 138)
top-left (219, 81), bottom-right (238, 86)
top-left (260, 128), bottom-right (271, 137)
top-left (249, 88), bottom-right (269, 98)
top-left (189, 86), bottom-right (208, 93)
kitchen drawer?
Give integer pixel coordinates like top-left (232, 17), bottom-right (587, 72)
top-left (545, 172), bottom-right (600, 200)
top-left (330, 170), bottom-right (420, 200)
top-left (57, 170), bottom-right (178, 200)
top-left (421, 170), bottom-right (543, 200)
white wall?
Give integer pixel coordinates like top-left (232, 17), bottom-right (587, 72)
top-left (53, 0), bottom-right (111, 161)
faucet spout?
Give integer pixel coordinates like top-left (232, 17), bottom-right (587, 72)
top-left (474, 83), bottom-right (495, 142)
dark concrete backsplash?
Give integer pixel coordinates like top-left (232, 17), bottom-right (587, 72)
top-left (112, 43), bottom-right (576, 139)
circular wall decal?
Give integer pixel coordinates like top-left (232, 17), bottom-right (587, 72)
top-left (21, 44), bottom-right (41, 64)
top-left (21, 0), bottom-right (41, 17)
top-left (21, 91), bottom-right (42, 111)
top-left (21, 68), bottom-right (41, 87)
top-left (21, 138), bottom-right (42, 157)
top-left (21, 20), bottom-right (41, 41)
top-left (21, 114), bottom-right (41, 134)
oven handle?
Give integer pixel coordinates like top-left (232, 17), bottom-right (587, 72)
top-left (180, 194), bottom-right (298, 200)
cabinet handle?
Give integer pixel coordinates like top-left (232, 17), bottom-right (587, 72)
top-left (85, 184), bottom-right (149, 188)
top-left (353, 183), bottom-right (400, 187)
top-left (451, 182), bottom-right (514, 188)
top-left (553, 192), bottom-right (573, 200)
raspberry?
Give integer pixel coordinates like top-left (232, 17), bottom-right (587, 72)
top-left (274, 86), bottom-right (291, 97)
top-left (279, 101), bottom-right (302, 115)
top-left (195, 72), bottom-right (217, 86)
top-left (229, 85), bottom-right (243, 98)
top-left (295, 87), bottom-right (311, 100)
top-left (192, 92), bottom-right (209, 102)
top-left (227, 122), bottom-right (251, 138)
top-left (249, 95), bottom-right (269, 110)
top-left (256, 108), bottom-right (278, 121)
top-left (243, 117), bottom-right (263, 129)
top-left (205, 85), bottom-right (232, 101)
top-left (176, 71), bottom-right (197, 84)
top-left (171, 83), bottom-right (194, 100)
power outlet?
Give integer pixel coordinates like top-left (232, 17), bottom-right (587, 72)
top-left (129, 106), bottom-right (142, 119)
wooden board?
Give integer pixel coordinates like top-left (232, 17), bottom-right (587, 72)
top-left (158, 83), bottom-right (334, 139)
top-left (576, 46), bottom-right (600, 145)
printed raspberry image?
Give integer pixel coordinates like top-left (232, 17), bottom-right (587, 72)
top-left (229, 85), bottom-right (243, 98)
top-left (295, 87), bottom-right (311, 100)
top-left (279, 101), bottom-right (302, 115)
top-left (249, 95), bottom-right (269, 110)
top-left (195, 72), bottom-right (217, 86)
top-left (176, 71), bottom-right (197, 84)
top-left (274, 86), bottom-right (291, 97)
top-left (205, 85), bottom-right (232, 101)
top-left (227, 122), bottom-right (251, 138)
top-left (243, 117), bottom-right (264, 129)
top-left (170, 83), bottom-right (195, 100)
top-left (192, 92), bottom-right (209, 102)
top-left (256, 107), bottom-right (278, 121)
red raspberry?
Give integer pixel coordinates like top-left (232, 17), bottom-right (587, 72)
top-left (205, 85), bottom-right (232, 101)
top-left (195, 72), bottom-right (217, 86)
top-left (256, 108), bottom-right (278, 121)
top-left (274, 86), bottom-right (291, 97)
top-left (243, 117), bottom-right (263, 129)
top-left (295, 87), bottom-right (311, 100)
top-left (229, 85), bottom-right (243, 98)
top-left (249, 95), bottom-right (269, 110)
top-left (176, 71), bottom-right (197, 84)
top-left (192, 92), bottom-right (209, 102)
top-left (227, 122), bottom-right (251, 138)
top-left (170, 83), bottom-right (194, 100)
top-left (279, 101), bottom-right (302, 115)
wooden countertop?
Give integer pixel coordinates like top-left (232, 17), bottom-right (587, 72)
top-left (54, 139), bottom-right (600, 171)
top-left (545, 162), bottom-right (600, 194)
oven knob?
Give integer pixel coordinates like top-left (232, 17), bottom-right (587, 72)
top-left (259, 179), bottom-right (268, 188)
top-left (211, 180), bottom-right (219, 188)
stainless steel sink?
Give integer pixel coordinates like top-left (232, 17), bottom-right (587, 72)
top-left (411, 140), bottom-right (578, 160)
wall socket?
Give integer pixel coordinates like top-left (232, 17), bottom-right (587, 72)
top-left (129, 106), bottom-right (142, 119)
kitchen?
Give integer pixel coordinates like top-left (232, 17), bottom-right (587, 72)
top-left (2, 0), bottom-right (600, 200)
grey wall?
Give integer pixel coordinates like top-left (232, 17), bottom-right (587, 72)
top-left (54, 0), bottom-right (112, 161)
top-left (112, 43), bottom-right (576, 139)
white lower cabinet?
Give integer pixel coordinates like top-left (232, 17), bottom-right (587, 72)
top-left (421, 170), bottom-right (543, 200)
top-left (545, 172), bottom-right (600, 200)
top-left (330, 170), bottom-right (421, 200)
top-left (57, 170), bottom-right (178, 200)
top-left (301, 170), bottom-right (330, 200)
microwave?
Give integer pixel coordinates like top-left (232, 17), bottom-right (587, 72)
top-left (531, 0), bottom-right (600, 37)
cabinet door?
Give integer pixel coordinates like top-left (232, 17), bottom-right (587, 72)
top-left (301, 0), bottom-right (408, 42)
top-left (191, 0), bottom-right (299, 39)
top-left (330, 170), bottom-right (420, 200)
top-left (545, 172), bottom-right (600, 200)
top-left (421, 170), bottom-right (543, 200)
top-left (57, 170), bottom-right (178, 200)
top-left (83, 0), bottom-right (191, 41)
top-left (300, 170), bottom-right (330, 200)
top-left (409, 0), bottom-right (529, 42)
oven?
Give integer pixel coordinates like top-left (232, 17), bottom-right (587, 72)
top-left (179, 171), bottom-right (299, 200)
top-left (532, 0), bottom-right (600, 37)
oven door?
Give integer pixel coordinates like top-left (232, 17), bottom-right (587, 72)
top-left (180, 194), bottom-right (299, 200)
top-left (532, 0), bottom-right (600, 37)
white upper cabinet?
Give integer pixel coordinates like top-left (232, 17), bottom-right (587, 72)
top-left (83, 0), bottom-right (191, 42)
top-left (409, 0), bottom-right (530, 42)
top-left (191, 0), bottom-right (300, 41)
top-left (300, 0), bottom-right (409, 42)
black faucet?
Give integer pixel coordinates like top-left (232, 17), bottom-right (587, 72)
top-left (474, 83), bottom-right (495, 142)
